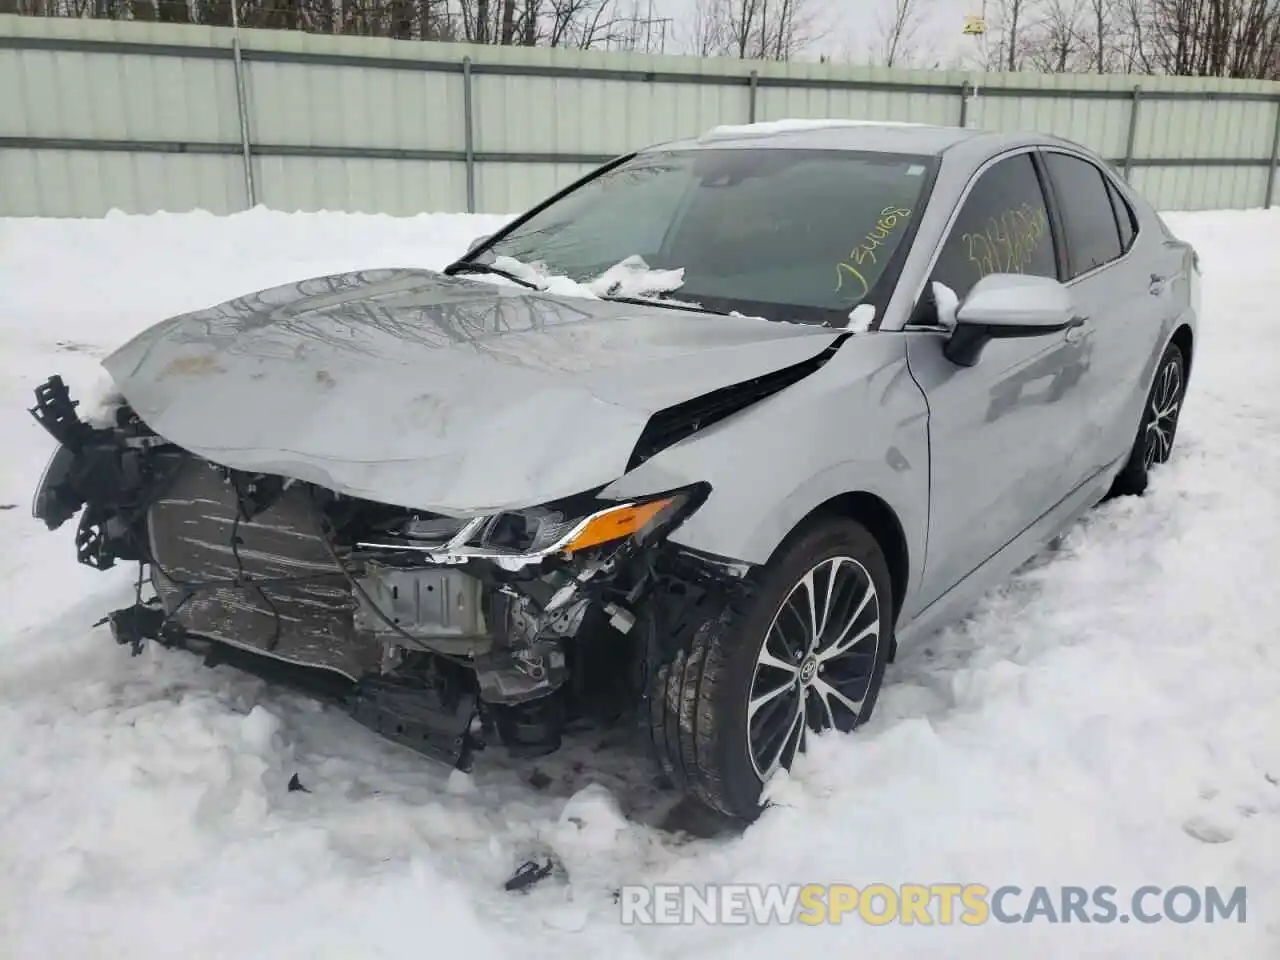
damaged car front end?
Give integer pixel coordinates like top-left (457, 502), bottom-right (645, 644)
top-left (26, 248), bottom-right (850, 774)
top-left (30, 364), bottom-right (743, 767)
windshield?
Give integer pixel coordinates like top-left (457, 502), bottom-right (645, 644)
top-left (477, 148), bottom-right (936, 325)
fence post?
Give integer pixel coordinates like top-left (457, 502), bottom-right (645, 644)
top-left (1266, 98), bottom-right (1280, 208)
top-left (1122, 84), bottom-right (1141, 182)
top-left (229, 0), bottom-right (256, 208)
top-left (462, 56), bottom-right (476, 214)
top-left (959, 82), bottom-right (970, 128)
top-left (748, 70), bottom-right (758, 123)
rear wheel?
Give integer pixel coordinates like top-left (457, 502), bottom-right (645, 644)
top-left (1110, 340), bottom-right (1187, 497)
top-left (647, 518), bottom-right (893, 820)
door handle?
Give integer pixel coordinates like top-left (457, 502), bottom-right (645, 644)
top-left (1064, 314), bottom-right (1088, 343)
top-left (1149, 273), bottom-right (1166, 296)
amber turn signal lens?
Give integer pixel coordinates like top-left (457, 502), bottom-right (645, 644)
top-left (561, 497), bottom-right (678, 553)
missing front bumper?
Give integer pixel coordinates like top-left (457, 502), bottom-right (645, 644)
top-left (105, 601), bottom-right (480, 768)
top-left (148, 456), bottom-right (503, 675)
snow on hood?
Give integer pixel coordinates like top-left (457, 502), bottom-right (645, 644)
top-left (102, 267), bottom-right (843, 514)
top-left (488, 254), bottom-right (687, 303)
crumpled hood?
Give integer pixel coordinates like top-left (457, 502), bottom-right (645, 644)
top-left (104, 267), bottom-right (843, 513)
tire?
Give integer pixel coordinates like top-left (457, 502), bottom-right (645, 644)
top-left (1110, 340), bottom-right (1187, 498)
top-left (647, 518), bottom-right (894, 821)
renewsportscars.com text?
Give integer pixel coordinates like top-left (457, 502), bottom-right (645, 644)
top-left (618, 883), bottom-right (1247, 926)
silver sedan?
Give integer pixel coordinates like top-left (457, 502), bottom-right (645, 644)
top-left (29, 120), bottom-right (1198, 821)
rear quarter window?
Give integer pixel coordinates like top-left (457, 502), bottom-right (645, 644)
top-left (1105, 177), bottom-right (1138, 251)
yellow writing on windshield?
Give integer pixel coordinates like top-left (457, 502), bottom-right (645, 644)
top-left (963, 203), bottom-right (1049, 280)
top-left (835, 206), bottom-right (913, 299)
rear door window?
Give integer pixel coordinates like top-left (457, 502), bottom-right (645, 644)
top-left (1043, 152), bottom-right (1124, 277)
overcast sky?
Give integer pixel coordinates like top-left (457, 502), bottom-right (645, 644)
top-left (635, 0), bottom-right (987, 67)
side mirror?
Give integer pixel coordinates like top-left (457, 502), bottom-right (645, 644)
top-left (944, 273), bottom-right (1082, 367)
top-left (465, 233), bottom-right (492, 255)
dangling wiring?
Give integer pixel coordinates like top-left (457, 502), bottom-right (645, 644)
top-left (308, 488), bottom-right (478, 669)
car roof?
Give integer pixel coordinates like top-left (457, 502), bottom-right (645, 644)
top-left (643, 119), bottom-right (1073, 161)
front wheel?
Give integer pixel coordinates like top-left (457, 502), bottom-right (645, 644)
top-left (647, 518), bottom-right (893, 820)
top-left (1110, 340), bottom-right (1187, 497)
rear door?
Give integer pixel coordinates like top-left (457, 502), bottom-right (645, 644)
top-left (1038, 149), bottom-right (1164, 480)
top-left (904, 150), bottom-right (1087, 612)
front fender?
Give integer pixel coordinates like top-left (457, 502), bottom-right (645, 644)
top-left (599, 335), bottom-right (930, 606)
top-left (682, 456), bottom-right (927, 585)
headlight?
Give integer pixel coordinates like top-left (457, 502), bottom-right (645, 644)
top-left (487, 489), bottom-right (699, 558)
top-left (379, 486), bottom-right (705, 564)
top-left (550, 495), bottom-right (686, 555)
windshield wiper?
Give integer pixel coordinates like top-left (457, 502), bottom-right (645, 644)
top-left (599, 293), bottom-right (725, 316)
top-left (444, 261), bottom-right (542, 290)
top-left (446, 262), bottom-right (724, 315)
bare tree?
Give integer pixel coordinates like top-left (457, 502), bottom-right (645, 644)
top-left (499, 0), bottom-right (515, 42)
top-left (448, 0), bottom-right (620, 46)
top-left (727, 0), bottom-right (759, 58)
top-left (1109, 0), bottom-right (1147, 69)
top-left (156, 0), bottom-right (189, 21)
top-left (1088, 0), bottom-right (1106, 68)
top-left (876, 0), bottom-right (929, 66)
top-left (684, 0), bottom-right (818, 59)
top-left (544, 0), bottom-right (620, 47)
top-left (1024, 0), bottom-right (1087, 70)
top-left (684, 0), bottom-right (731, 54)
top-left (11, 0), bottom-right (833, 58)
top-left (521, 0), bottom-right (535, 42)
top-left (1123, 0), bottom-right (1280, 77)
top-left (999, 0), bottom-right (1037, 68)
top-left (1074, 0), bottom-right (1123, 70)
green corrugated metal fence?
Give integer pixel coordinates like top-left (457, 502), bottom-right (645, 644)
top-left (4, 13), bottom-right (1280, 217)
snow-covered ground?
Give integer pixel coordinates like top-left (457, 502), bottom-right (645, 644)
top-left (1, 208), bottom-right (1278, 958)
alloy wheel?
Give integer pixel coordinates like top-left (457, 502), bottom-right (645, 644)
top-left (746, 556), bottom-right (881, 781)
top-left (1143, 357), bottom-right (1183, 469)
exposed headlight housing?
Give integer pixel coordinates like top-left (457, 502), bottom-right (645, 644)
top-left (32, 443), bottom-right (79, 529)
top-left (538, 494), bottom-right (686, 555)
top-left (362, 485), bottom-right (706, 567)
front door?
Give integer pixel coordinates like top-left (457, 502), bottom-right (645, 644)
top-left (904, 150), bottom-right (1089, 613)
